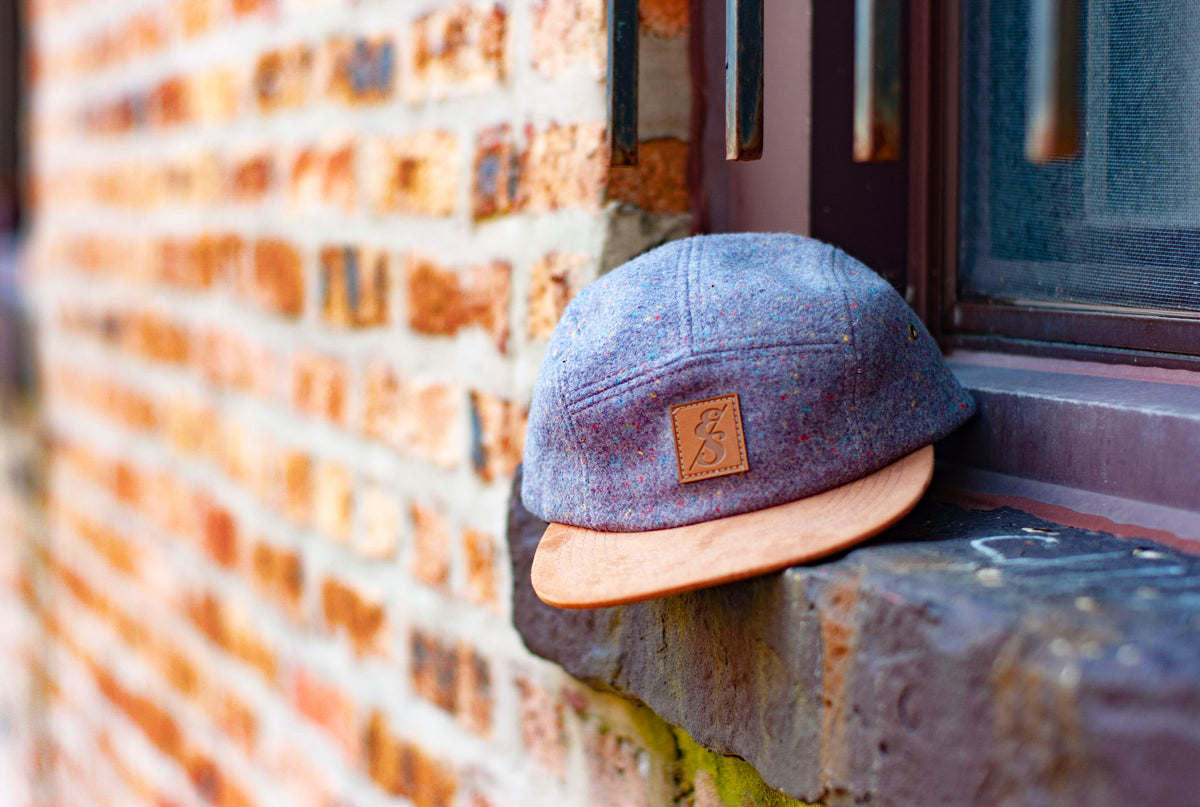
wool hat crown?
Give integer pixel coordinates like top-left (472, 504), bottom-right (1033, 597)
top-left (521, 233), bottom-right (975, 533)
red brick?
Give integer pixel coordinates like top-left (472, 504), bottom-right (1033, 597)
top-left (56, 368), bottom-right (161, 432)
top-left (251, 539), bottom-right (304, 616)
top-left (313, 460), bottom-right (353, 545)
top-left (112, 461), bottom-right (141, 505)
top-left (291, 351), bottom-right (348, 424)
top-left (516, 677), bottom-right (567, 776)
top-left (176, 0), bottom-right (216, 38)
top-left (192, 233), bottom-right (246, 289)
top-left (83, 95), bottom-right (139, 135)
top-left (468, 391), bottom-right (526, 481)
top-left (185, 750), bottom-right (254, 807)
top-left (130, 311), bottom-right (191, 364)
top-left (321, 577), bottom-right (388, 656)
top-left (250, 239), bottom-right (305, 317)
top-left (280, 450), bottom-right (312, 524)
top-left (63, 508), bottom-right (137, 576)
top-left (456, 644), bottom-right (492, 736)
top-left (408, 3), bottom-right (506, 101)
top-left (527, 251), bottom-right (585, 338)
top-left (363, 361), bottom-right (463, 468)
top-left (605, 138), bottom-right (690, 213)
top-left (472, 125), bottom-right (524, 219)
top-left (319, 245), bottom-right (389, 327)
top-left (92, 663), bottom-right (184, 761)
top-left (324, 143), bottom-right (357, 210)
top-left (413, 748), bottom-right (458, 807)
top-left (159, 236), bottom-right (219, 289)
top-left (147, 76), bottom-right (191, 127)
top-left (359, 483), bottom-right (400, 559)
top-left (289, 148), bottom-right (322, 208)
top-left (293, 669), bottom-right (359, 761)
top-left (406, 255), bottom-right (510, 352)
top-left (640, 0), bottom-right (689, 36)
top-left (363, 712), bottom-right (456, 806)
top-left (585, 726), bottom-right (653, 807)
top-left (410, 501), bottom-right (450, 589)
top-left (213, 690), bottom-right (259, 754)
top-left (139, 469), bottom-right (200, 542)
top-left (201, 500), bottom-right (239, 568)
top-left (461, 527), bottom-right (497, 607)
top-left (519, 122), bottom-right (606, 210)
top-left (254, 44), bottom-right (314, 113)
top-left (230, 152), bottom-right (274, 201)
top-left (163, 151), bottom-right (223, 205)
top-left (196, 322), bottom-right (276, 398)
top-left (289, 142), bottom-right (357, 213)
top-left (369, 132), bottom-right (460, 216)
top-left (195, 68), bottom-right (241, 123)
top-left (232, 0), bottom-right (274, 15)
top-left (165, 396), bottom-right (216, 458)
top-left (218, 418), bottom-right (273, 498)
top-left (692, 770), bottom-right (722, 807)
top-left (410, 629), bottom-right (456, 713)
top-left (99, 162), bottom-right (167, 207)
top-left (327, 35), bottom-right (396, 103)
top-left (163, 645), bottom-right (200, 698)
top-left (530, 0), bottom-right (605, 77)
top-left (365, 711), bottom-right (404, 796)
top-left (97, 732), bottom-right (169, 807)
top-left (186, 591), bottom-right (279, 682)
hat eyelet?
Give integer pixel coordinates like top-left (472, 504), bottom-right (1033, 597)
top-left (908, 323), bottom-right (919, 341)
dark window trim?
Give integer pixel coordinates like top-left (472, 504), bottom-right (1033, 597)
top-left (0, 0), bottom-right (21, 234)
top-left (916, 1), bottom-right (1200, 365)
top-left (807, 0), bottom-right (1200, 531)
top-left (809, 0), bottom-right (911, 292)
top-left (811, 0), bottom-right (1200, 369)
top-left (692, 0), bottom-right (810, 236)
top-left (941, 354), bottom-right (1200, 540)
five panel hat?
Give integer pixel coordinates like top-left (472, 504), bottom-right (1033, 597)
top-left (521, 233), bottom-right (975, 608)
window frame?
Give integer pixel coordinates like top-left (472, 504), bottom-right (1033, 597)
top-left (916, 1), bottom-right (1200, 369)
top-left (806, 0), bottom-right (1200, 371)
top-left (794, 0), bottom-right (1200, 533)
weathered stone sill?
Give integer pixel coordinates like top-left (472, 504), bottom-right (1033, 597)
top-left (509, 468), bottom-right (1200, 807)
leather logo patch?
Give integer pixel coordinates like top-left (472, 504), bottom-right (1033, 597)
top-left (670, 393), bottom-right (749, 483)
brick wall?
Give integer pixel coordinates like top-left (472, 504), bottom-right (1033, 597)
top-left (0, 406), bottom-right (44, 807)
top-left (3, 0), bottom-right (812, 805)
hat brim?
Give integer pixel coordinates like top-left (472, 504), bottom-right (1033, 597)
top-left (531, 444), bottom-right (934, 608)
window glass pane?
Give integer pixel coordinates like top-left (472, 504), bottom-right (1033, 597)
top-left (959, 0), bottom-right (1200, 314)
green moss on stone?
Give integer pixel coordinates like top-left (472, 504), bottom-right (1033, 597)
top-left (625, 701), bottom-right (821, 807)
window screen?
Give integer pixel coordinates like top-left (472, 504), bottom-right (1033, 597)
top-left (959, 0), bottom-right (1200, 316)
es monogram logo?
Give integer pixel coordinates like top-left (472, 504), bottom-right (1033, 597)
top-left (670, 393), bottom-right (750, 483)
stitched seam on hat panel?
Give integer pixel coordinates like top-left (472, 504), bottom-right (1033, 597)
top-left (556, 357), bottom-right (591, 520)
top-left (563, 342), bottom-right (846, 414)
top-left (558, 331), bottom-right (845, 399)
top-left (561, 239), bottom-right (847, 399)
top-left (552, 307), bottom-right (690, 401)
top-left (682, 235), bottom-right (695, 359)
top-left (549, 261), bottom-right (687, 400)
top-left (835, 248), bottom-right (863, 456)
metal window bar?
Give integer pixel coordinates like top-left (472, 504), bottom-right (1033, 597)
top-left (1026, 0), bottom-right (1081, 163)
top-left (853, 0), bottom-right (903, 162)
top-left (726, 0), bottom-right (764, 160)
top-left (608, 0), bottom-right (639, 165)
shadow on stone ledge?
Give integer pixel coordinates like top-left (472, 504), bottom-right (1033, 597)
top-left (508, 466), bottom-right (1200, 807)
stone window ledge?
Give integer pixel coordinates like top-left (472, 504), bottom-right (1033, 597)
top-left (508, 358), bottom-right (1200, 807)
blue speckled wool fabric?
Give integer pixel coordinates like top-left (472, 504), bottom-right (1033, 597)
top-left (521, 233), bottom-right (975, 532)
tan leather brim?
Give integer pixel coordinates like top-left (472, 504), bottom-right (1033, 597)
top-left (531, 445), bottom-right (934, 608)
